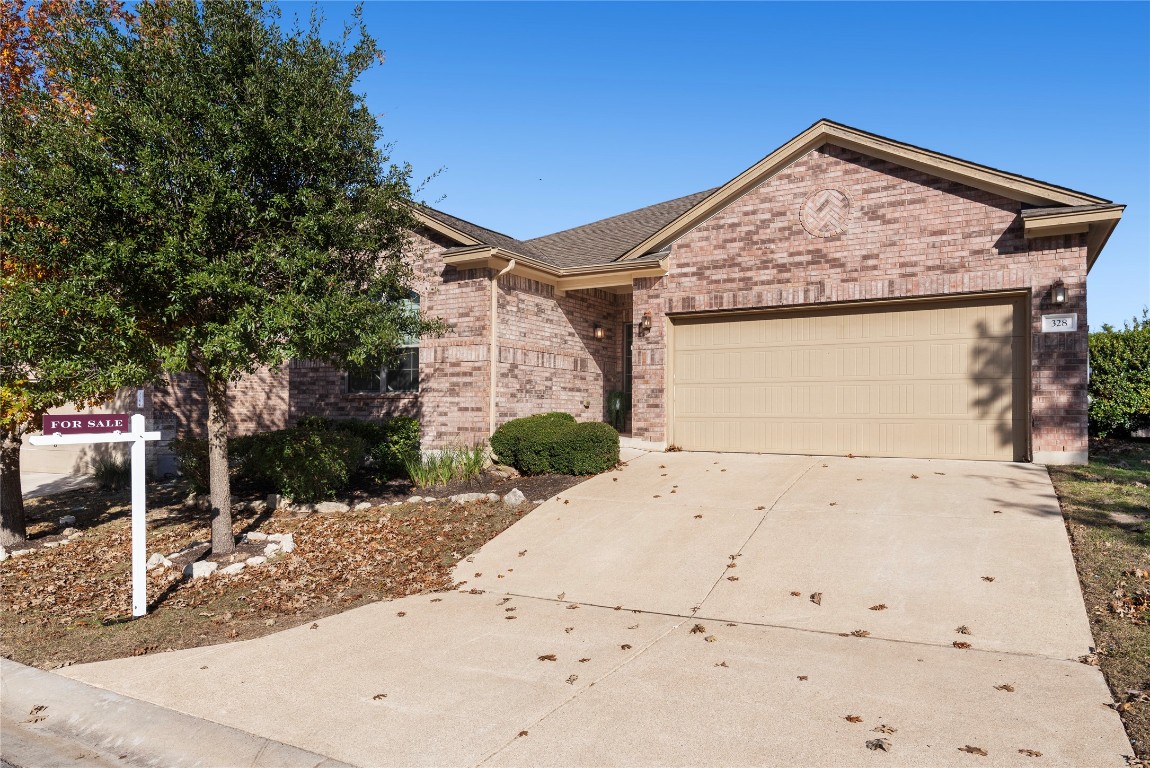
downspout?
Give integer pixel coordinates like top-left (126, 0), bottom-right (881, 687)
top-left (489, 259), bottom-right (516, 435)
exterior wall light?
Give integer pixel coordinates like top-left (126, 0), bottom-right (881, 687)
top-left (639, 312), bottom-right (653, 334)
top-left (593, 324), bottom-right (604, 340)
top-left (1052, 281), bottom-right (1067, 305)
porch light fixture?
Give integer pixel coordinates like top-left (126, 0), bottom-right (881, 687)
top-left (639, 312), bottom-right (652, 334)
top-left (593, 324), bottom-right (604, 340)
top-left (1052, 280), bottom-right (1067, 305)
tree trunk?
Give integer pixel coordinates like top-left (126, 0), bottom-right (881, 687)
top-left (205, 376), bottom-right (235, 555)
top-left (0, 430), bottom-right (27, 549)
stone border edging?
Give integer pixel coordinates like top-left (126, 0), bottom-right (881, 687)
top-left (0, 659), bottom-right (350, 768)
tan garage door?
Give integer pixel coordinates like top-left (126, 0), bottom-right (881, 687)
top-left (671, 297), bottom-right (1027, 461)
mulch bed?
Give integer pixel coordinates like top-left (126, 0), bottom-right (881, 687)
top-left (1, 469), bottom-right (586, 670)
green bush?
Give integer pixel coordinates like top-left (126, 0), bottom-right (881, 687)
top-left (241, 427), bottom-right (366, 502)
top-left (490, 412), bottom-right (575, 470)
top-left (544, 422), bottom-right (620, 475)
top-left (1090, 309), bottom-right (1150, 438)
top-left (168, 436), bottom-right (209, 493)
top-left (491, 413), bottom-right (618, 475)
top-left (295, 415), bottom-right (419, 480)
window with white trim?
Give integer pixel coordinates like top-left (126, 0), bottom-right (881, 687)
top-left (346, 293), bottom-right (420, 393)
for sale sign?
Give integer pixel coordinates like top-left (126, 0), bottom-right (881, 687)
top-left (43, 413), bottom-right (131, 435)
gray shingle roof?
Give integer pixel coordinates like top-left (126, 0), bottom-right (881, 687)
top-left (522, 189), bottom-right (718, 268)
top-left (416, 189), bottom-right (718, 269)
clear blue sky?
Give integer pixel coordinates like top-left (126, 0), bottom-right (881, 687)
top-left (302, 1), bottom-right (1148, 330)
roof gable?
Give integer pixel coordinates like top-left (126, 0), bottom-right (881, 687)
top-left (619, 119), bottom-right (1113, 261)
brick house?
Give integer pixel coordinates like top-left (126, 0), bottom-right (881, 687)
top-left (23, 120), bottom-right (1125, 473)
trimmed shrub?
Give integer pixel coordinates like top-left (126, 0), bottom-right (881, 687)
top-left (294, 415), bottom-right (420, 480)
top-left (543, 421), bottom-right (620, 475)
top-left (91, 454), bottom-right (130, 491)
top-left (241, 427), bottom-right (366, 502)
top-left (168, 436), bottom-right (209, 493)
top-left (491, 413), bottom-right (618, 476)
top-left (1090, 309), bottom-right (1150, 438)
top-left (490, 412), bottom-right (575, 470)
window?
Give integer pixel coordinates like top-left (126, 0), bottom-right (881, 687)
top-left (346, 293), bottom-right (420, 393)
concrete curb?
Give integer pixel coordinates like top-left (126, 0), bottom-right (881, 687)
top-left (1, 659), bottom-right (350, 768)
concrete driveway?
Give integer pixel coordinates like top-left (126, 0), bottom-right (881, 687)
top-left (58, 451), bottom-right (1132, 767)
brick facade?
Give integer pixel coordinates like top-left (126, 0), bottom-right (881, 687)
top-left (630, 144), bottom-right (1088, 461)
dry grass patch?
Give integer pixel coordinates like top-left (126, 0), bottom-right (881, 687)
top-left (1050, 438), bottom-right (1150, 757)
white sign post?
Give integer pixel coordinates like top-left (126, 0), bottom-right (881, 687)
top-left (29, 413), bottom-right (161, 617)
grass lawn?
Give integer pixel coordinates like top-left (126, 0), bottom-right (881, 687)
top-left (1049, 438), bottom-right (1150, 758)
top-left (0, 474), bottom-right (580, 670)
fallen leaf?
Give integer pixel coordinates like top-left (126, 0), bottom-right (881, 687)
top-left (694, 514), bottom-right (703, 519)
top-left (27, 705), bottom-right (46, 716)
top-left (396, 612), bottom-right (406, 617)
top-left (797, 675), bottom-right (808, 681)
top-left (727, 576), bottom-right (739, 581)
top-left (691, 624), bottom-right (706, 634)
top-left (498, 598), bottom-right (512, 605)
top-left (578, 658), bottom-right (590, 663)
top-left (310, 623), bottom-right (319, 630)
top-left (810, 592), bottom-right (823, 606)
top-left (953, 641), bottom-right (972, 649)
top-left (565, 675), bottom-right (578, 685)
top-left (993, 509), bottom-right (1002, 514)
top-left (911, 474), bottom-right (919, 479)
top-left (850, 629), bottom-right (870, 637)
top-left (653, 495), bottom-right (661, 498)
top-left (566, 604), bottom-right (578, 610)
top-left (715, 661), bottom-right (729, 667)
top-left (518, 550), bottom-right (527, 557)
top-left (538, 654), bottom-right (557, 661)
top-left (628, 624), bottom-right (639, 629)
top-left (563, 500), bottom-right (569, 505)
top-left (791, 591), bottom-right (802, 597)
top-left (755, 506), bottom-right (765, 511)
top-left (373, 693), bottom-right (387, 700)
top-left (994, 683), bottom-right (1015, 692)
top-left (557, 592), bottom-right (565, 600)
top-left (829, 502), bottom-right (838, 506)
top-left (873, 724), bottom-right (896, 734)
top-left (1018, 749), bottom-right (1042, 757)
top-left (726, 562), bottom-right (737, 569)
top-left (869, 604), bottom-right (887, 611)
top-left (505, 607), bottom-right (516, 612)
top-left (845, 715), bottom-right (863, 723)
top-left (866, 738), bottom-right (891, 752)
top-left (705, 634), bottom-right (717, 643)
top-left (982, 576), bottom-right (995, 582)
top-left (934, 472), bottom-right (945, 475)
top-left (956, 625), bottom-right (971, 635)
top-left (620, 644), bottom-right (632, 650)
top-left (959, 745), bottom-right (987, 756)
top-left (505, 615), bottom-right (517, 620)
top-left (518, 731), bottom-right (528, 738)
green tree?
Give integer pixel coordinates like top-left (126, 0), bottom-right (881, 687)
top-left (4, 1), bottom-right (441, 554)
top-left (1089, 308), bottom-right (1150, 438)
top-left (1, 0), bottom-right (152, 548)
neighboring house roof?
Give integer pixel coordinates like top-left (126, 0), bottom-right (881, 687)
top-left (416, 119), bottom-right (1122, 275)
top-left (520, 189), bottom-right (718, 269)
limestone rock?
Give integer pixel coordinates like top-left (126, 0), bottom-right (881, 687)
top-left (245, 555), bottom-right (267, 567)
top-left (183, 561), bottom-right (218, 579)
top-left (266, 494), bottom-right (286, 510)
top-left (314, 501), bottom-right (349, 514)
top-left (279, 534), bottom-right (295, 554)
top-left (449, 492), bottom-right (487, 504)
top-left (486, 493), bottom-right (500, 502)
top-left (263, 542), bottom-right (281, 558)
top-left (406, 495), bottom-right (424, 504)
top-left (0, 546), bottom-right (7, 562)
top-left (146, 552), bottom-right (166, 570)
top-left (10, 549), bottom-right (33, 558)
top-left (61, 527), bottom-right (77, 536)
top-left (354, 501), bottom-right (372, 511)
top-left (58, 515), bottom-right (76, 527)
top-left (503, 488), bottom-right (527, 507)
top-left (248, 500), bottom-right (267, 513)
top-left (244, 531), bottom-right (268, 542)
top-left (490, 464), bottom-right (520, 479)
top-left (219, 562), bottom-right (245, 576)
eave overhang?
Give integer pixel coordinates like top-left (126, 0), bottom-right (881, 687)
top-left (1021, 204), bottom-right (1125, 271)
top-left (442, 247), bottom-right (667, 295)
top-left (410, 208), bottom-right (483, 246)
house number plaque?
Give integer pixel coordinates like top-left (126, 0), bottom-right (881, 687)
top-left (1041, 314), bottom-right (1078, 333)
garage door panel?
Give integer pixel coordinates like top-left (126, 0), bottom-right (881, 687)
top-left (671, 298), bottom-right (1024, 461)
